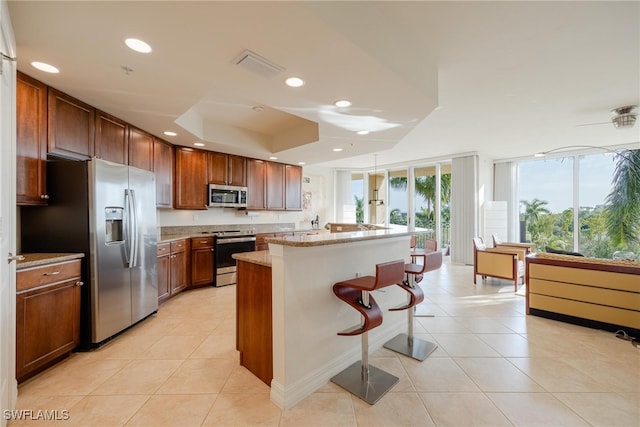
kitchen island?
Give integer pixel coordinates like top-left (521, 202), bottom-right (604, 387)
top-left (234, 228), bottom-right (412, 409)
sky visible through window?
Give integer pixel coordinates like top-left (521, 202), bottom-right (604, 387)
top-left (518, 154), bottom-right (617, 213)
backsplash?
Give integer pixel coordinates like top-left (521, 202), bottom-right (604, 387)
top-left (160, 222), bottom-right (298, 236)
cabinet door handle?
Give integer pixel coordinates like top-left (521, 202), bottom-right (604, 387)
top-left (211, 248), bottom-right (214, 252)
top-left (200, 240), bottom-right (208, 244)
top-left (7, 253), bottom-right (25, 263)
top-left (40, 194), bottom-right (50, 200)
top-left (43, 271), bottom-right (60, 276)
top-left (76, 281), bottom-right (84, 287)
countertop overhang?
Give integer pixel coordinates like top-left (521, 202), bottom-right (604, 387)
top-left (264, 228), bottom-right (413, 247)
top-left (17, 253), bottom-right (85, 270)
top-left (233, 250), bottom-right (271, 267)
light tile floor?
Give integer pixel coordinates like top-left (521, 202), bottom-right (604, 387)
top-left (10, 259), bottom-right (640, 426)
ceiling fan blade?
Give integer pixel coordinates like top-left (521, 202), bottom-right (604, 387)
top-left (576, 121), bottom-right (610, 127)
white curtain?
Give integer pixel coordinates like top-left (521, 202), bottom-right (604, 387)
top-left (333, 170), bottom-right (353, 223)
top-left (450, 155), bottom-right (478, 265)
top-left (494, 162), bottom-right (518, 242)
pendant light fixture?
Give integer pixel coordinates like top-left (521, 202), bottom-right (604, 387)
top-left (369, 154), bottom-right (384, 206)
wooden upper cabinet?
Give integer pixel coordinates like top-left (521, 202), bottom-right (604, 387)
top-left (285, 164), bottom-right (303, 211)
top-left (228, 155), bottom-right (247, 186)
top-left (128, 126), bottom-right (154, 171)
top-left (16, 72), bottom-right (48, 206)
top-left (207, 152), bottom-right (227, 185)
top-left (207, 152), bottom-right (246, 186)
top-left (266, 161), bottom-right (285, 210)
top-left (95, 110), bottom-right (128, 165)
top-left (154, 138), bottom-right (173, 208)
top-left (174, 147), bottom-right (208, 210)
top-left (47, 89), bottom-right (95, 160)
top-left (246, 158), bottom-right (266, 210)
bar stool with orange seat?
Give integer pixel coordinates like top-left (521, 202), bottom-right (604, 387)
top-left (383, 248), bottom-right (443, 361)
top-left (330, 259), bottom-right (405, 405)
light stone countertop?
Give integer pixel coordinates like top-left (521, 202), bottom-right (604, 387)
top-left (232, 250), bottom-right (271, 267)
top-left (17, 253), bottom-right (85, 270)
top-left (264, 228), bottom-right (413, 247)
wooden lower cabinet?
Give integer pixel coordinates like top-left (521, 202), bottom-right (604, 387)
top-left (16, 259), bottom-right (82, 383)
top-left (170, 240), bottom-right (189, 295)
top-left (236, 260), bottom-right (272, 385)
top-left (157, 242), bottom-right (171, 304)
top-left (157, 239), bottom-right (190, 304)
top-left (190, 237), bottom-right (214, 287)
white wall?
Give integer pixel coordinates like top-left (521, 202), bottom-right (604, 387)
top-left (158, 165), bottom-right (335, 229)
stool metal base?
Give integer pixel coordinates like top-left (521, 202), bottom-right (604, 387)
top-left (331, 361), bottom-right (399, 405)
top-left (383, 333), bottom-right (438, 361)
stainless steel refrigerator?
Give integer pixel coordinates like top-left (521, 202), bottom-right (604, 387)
top-left (21, 158), bottom-right (158, 347)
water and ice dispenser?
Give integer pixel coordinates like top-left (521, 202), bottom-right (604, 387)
top-left (105, 207), bottom-right (124, 244)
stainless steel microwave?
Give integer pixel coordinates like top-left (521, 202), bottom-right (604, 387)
top-left (208, 184), bottom-right (248, 208)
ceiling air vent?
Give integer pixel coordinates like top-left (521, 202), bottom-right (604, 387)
top-left (233, 50), bottom-right (284, 79)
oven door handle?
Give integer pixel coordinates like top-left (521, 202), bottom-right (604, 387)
top-left (216, 237), bottom-right (256, 244)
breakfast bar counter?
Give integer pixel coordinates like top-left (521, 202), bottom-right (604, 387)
top-left (235, 228), bottom-right (413, 409)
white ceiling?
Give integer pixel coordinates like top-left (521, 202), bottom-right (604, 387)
top-left (8, 1), bottom-right (640, 170)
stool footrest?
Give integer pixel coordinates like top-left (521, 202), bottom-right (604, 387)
top-left (333, 285), bottom-right (382, 336)
top-left (388, 282), bottom-right (424, 311)
top-left (331, 361), bottom-right (399, 405)
top-left (338, 324), bottom-right (370, 336)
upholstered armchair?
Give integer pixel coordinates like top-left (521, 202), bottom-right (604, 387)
top-left (473, 237), bottom-right (526, 291)
top-left (492, 234), bottom-right (536, 254)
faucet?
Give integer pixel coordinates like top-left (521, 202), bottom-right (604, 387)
top-left (311, 215), bottom-right (320, 229)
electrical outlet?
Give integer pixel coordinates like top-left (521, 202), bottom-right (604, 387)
top-left (192, 213), bottom-right (199, 222)
top-left (336, 226), bottom-right (342, 231)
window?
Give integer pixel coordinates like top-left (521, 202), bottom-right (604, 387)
top-left (350, 173), bottom-right (364, 223)
top-left (388, 169), bottom-right (408, 226)
top-left (518, 157), bottom-right (574, 251)
top-left (516, 148), bottom-right (640, 258)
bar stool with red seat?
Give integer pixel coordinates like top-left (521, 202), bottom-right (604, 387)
top-left (383, 246), bottom-right (443, 361)
top-left (330, 259), bottom-right (405, 405)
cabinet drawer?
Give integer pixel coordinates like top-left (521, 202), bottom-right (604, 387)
top-left (170, 239), bottom-right (187, 253)
top-left (17, 260), bottom-right (81, 293)
top-left (157, 242), bottom-right (170, 256)
top-left (191, 237), bottom-right (213, 249)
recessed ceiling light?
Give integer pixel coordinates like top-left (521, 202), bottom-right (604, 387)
top-left (269, 156), bottom-right (278, 160)
top-left (334, 100), bottom-right (351, 108)
top-left (31, 61), bottom-right (59, 74)
top-left (125, 38), bottom-right (152, 53)
top-left (193, 142), bottom-right (205, 147)
top-left (298, 162), bottom-right (306, 165)
top-left (332, 148), bottom-right (343, 152)
top-left (163, 131), bottom-right (177, 137)
top-left (285, 77), bottom-right (305, 88)
top-left (357, 130), bottom-right (370, 135)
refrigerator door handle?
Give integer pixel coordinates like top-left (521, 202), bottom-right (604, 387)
top-left (123, 189), bottom-right (132, 267)
top-left (130, 189), bottom-right (139, 268)
top-left (124, 189), bottom-right (137, 268)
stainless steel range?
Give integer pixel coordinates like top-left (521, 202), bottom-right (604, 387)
top-left (212, 231), bottom-right (256, 286)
